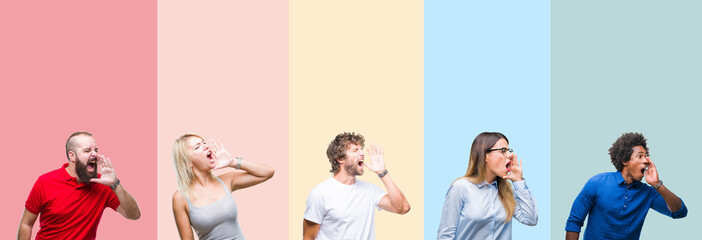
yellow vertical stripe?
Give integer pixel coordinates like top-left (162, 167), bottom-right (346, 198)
top-left (289, 1), bottom-right (423, 238)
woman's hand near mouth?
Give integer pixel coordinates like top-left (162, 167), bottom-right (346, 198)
top-left (209, 139), bottom-right (236, 170)
top-left (502, 153), bottom-right (523, 182)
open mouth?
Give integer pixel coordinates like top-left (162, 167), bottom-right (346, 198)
top-left (505, 161), bottom-right (511, 171)
top-left (641, 167), bottom-right (647, 175)
top-left (358, 159), bottom-right (364, 167)
top-left (87, 158), bottom-right (97, 172)
top-left (206, 151), bottom-right (213, 160)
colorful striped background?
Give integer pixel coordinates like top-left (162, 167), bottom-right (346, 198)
top-left (1, 1), bottom-right (699, 239)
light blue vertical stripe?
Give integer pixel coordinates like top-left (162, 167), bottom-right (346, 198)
top-left (425, 1), bottom-right (550, 239)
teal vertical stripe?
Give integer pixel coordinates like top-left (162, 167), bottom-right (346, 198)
top-left (551, 1), bottom-right (702, 239)
top-left (425, 1), bottom-right (550, 239)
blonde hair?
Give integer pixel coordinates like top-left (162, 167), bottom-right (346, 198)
top-left (172, 133), bottom-right (215, 198)
top-left (457, 132), bottom-right (515, 222)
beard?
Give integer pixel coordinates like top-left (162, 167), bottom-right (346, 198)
top-left (75, 159), bottom-right (98, 183)
top-left (344, 161), bottom-right (364, 176)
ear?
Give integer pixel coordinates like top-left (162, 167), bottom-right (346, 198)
top-left (622, 160), bottom-right (629, 166)
top-left (68, 151), bottom-right (76, 162)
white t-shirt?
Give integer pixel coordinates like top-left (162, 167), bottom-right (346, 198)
top-left (304, 177), bottom-right (387, 240)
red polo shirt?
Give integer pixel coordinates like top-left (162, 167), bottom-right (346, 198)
top-left (25, 163), bottom-right (120, 240)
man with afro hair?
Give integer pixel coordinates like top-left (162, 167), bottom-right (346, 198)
top-left (565, 132), bottom-right (687, 240)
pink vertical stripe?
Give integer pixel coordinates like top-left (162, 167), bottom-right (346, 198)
top-left (157, 1), bottom-right (288, 239)
top-left (0, 1), bottom-right (156, 239)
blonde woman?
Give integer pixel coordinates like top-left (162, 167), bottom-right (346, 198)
top-left (437, 132), bottom-right (537, 240)
top-left (172, 134), bottom-right (274, 240)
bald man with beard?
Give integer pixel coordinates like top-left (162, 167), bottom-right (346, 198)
top-left (18, 132), bottom-right (141, 240)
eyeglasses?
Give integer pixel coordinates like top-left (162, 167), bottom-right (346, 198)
top-left (487, 147), bottom-right (513, 155)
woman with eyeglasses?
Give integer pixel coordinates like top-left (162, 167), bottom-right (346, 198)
top-left (171, 133), bottom-right (275, 240)
top-left (437, 132), bottom-right (537, 240)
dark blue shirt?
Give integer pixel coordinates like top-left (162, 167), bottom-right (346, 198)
top-left (566, 172), bottom-right (687, 240)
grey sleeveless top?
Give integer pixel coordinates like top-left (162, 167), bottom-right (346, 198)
top-left (186, 177), bottom-right (245, 240)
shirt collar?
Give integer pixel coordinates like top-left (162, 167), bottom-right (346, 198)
top-left (61, 163), bottom-right (89, 188)
top-left (476, 180), bottom-right (498, 188)
top-left (60, 163), bottom-right (74, 181)
top-left (615, 171), bottom-right (626, 185)
top-left (615, 171), bottom-right (643, 188)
